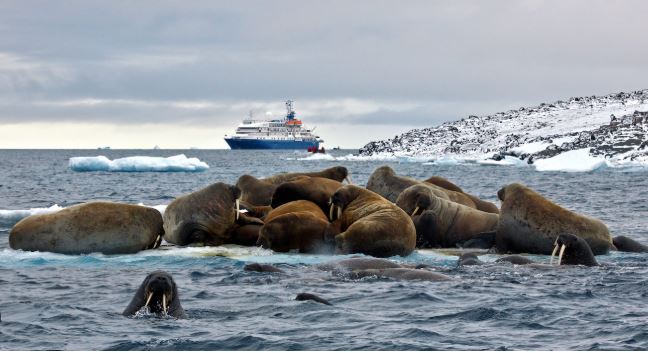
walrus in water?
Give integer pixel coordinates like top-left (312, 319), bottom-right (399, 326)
top-left (123, 271), bottom-right (186, 319)
top-left (257, 200), bottom-right (332, 253)
top-left (496, 183), bottom-right (614, 255)
top-left (397, 185), bottom-right (499, 248)
top-left (366, 166), bottom-right (478, 208)
top-left (9, 201), bottom-right (163, 255)
top-left (163, 182), bottom-right (263, 246)
top-left (497, 234), bottom-right (598, 267)
top-left (270, 176), bottom-right (342, 214)
top-left (345, 268), bottom-right (451, 281)
top-left (613, 236), bottom-right (648, 253)
top-left (237, 166), bottom-right (351, 206)
top-left (327, 185), bottom-right (416, 257)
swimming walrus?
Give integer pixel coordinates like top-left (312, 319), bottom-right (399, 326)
top-left (237, 166), bottom-right (350, 206)
top-left (397, 184), bottom-right (499, 248)
top-left (270, 176), bottom-right (342, 214)
top-left (613, 235), bottom-right (648, 253)
top-left (327, 185), bottom-right (416, 257)
top-left (163, 182), bottom-right (263, 246)
top-left (257, 200), bottom-right (332, 253)
top-left (123, 271), bottom-right (187, 319)
top-left (366, 166), bottom-right (478, 209)
top-left (496, 183), bottom-right (614, 255)
top-left (496, 234), bottom-right (598, 267)
top-left (9, 201), bottom-right (163, 255)
top-left (346, 268), bottom-right (451, 281)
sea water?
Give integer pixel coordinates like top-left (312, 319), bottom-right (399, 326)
top-left (1, 149), bottom-right (647, 350)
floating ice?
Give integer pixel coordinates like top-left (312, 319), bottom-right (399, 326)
top-left (69, 154), bottom-right (209, 172)
top-left (477, 156), bottom-right (529, 167)
top-left (534, 148), bottom-right (609, 172)
top-left (0, 204), bottom-right (63, 228)
top-left (1, 203), bottom-right (167, 229)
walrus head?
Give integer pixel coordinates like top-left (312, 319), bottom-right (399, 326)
top-left (142, 271), bottom-right (177, 316)
top-left (410, 192), bottom-right (433, 217)
top-left (321, 166), bottom-right (351, 184)
top-left (550, 233), bottom-right (598, 266)
top-left (328, 185), bottom-right (360, 221)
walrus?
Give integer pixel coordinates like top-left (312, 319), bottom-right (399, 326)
top-left (9, 201), bottom-right (163, 255)
top-left (270, 176), bottom-right (342, 214)
top-left (457, 253), bottom-right (484, 266)
top-left (613, 236), bottom-right (648, 253)
top-left (257, 200), bottom-right (332, 253)
top-left (367, 166), bottom-right (477, 208)
top-left (327, 185), bottom-right (416, 257)
top-left (549, 233), bottom-right (599, 266)
top-left (244, 263), bottom-right (284, 273)
top-left (163, 182), bottom-right (263, 246)
top-left (237, 166), bottom-right (351, 206)
top-left (316, 257), bottom-right (404, 271)
top-left (123, 271), bottom-right (186, 319)
top-left (495, 255), bottom-right (536, 265)
top-left (400, 186), bottom-right (499, 248)
top-left (424, 176), bottom-right (464, 193)
top-left (496, 183), bottom-right (614, 255)
top-left (345, 268), bottom-right (451, 281)
top-left (295, 293), bottom-right (332, 305)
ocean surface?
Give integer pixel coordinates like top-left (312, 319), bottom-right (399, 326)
top-left (1, 149), bottom-right (648, 350)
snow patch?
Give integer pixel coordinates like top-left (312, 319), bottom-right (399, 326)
top-left (534, 148), bottom-right (609, 172)
top-left (69, 154), bottom-right (209, 172)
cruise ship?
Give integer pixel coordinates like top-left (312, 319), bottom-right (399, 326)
top-left (224, 100), bottom-right (323, 150)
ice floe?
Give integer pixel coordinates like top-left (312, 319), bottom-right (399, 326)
top-left (69, 154), bottom-right (209, 172)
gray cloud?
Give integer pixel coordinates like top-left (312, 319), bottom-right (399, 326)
top-left (1, 0), bottom-right (647, 147)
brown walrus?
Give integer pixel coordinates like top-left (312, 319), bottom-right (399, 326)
top-left (237, 166), bottom-right (350, 206)
top-left (163, 182), bottom-right (263, 246)
top-left (424, 176), bottom-right (499, 214)
top-left (423, 176), bottom-right (464, 193)
top-left (366, 165), bottom-right (477, 208)
top-left (496, 183), bottom-right (614, 255)
top-left (399, 185), bottom-right (499, 248)
top-left (9, 201), bottom-right (163, 255)
top-left (270, 176), bottom-right (342, 214)
top-left (327, 185), bottom-right (416, 257)
top-left (257, 200), bottom-right (332, 253)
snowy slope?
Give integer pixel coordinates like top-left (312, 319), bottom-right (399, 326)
top-left (358, 90), bottom-right (648, 167)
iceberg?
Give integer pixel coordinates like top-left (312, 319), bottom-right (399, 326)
top-left (534, 148), bottom-right (609, 172)
top-left (69, 154), bottom-right (209, 172)
top-left (0, 204), bottom-right (63, 228)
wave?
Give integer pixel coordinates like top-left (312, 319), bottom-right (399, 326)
top-left (68, 154), bottom-right (209, 172)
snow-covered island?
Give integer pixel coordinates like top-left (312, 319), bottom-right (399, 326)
top-left (358, 90), bottom-right (648, 171)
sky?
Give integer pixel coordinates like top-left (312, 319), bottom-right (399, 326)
top-left (1, 0), bottom-right (647, 149)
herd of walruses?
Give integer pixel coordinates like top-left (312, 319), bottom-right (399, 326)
top-left (8, 164), bottom-right (648, 317)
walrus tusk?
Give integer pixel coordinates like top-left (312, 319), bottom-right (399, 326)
top-left (145, 292), bottom-right (154, 308)
top-left (345, 176), bottom-right (352, 185)
top-left (411, 207), bottom-right (420, 217)
top-left (337, 206), bottom-right (342, 220)
top-left (557, 244), bottom-right (566, 266)
top-left (550, 243), bottom-right (559, 265)
top-left (162, 293), bottom-right (168, 315)
top-left (329, 203), bottom-right (335, 221)
top-left (235, 199), bottom-right (240, 220)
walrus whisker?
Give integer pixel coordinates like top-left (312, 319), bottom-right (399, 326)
top-left (329, 203), bottom-right (335, 221)
top-left (557, 244), bottom-right (566, 266)
top-left (144, 292), bottom-right (153, 308)
top-left (411, 207), bottom-right (420, 217)
top-left (162, 293), bottom-right (168, 315)
top-left (235, 199), bottom-right (240, 220)
top-left (550, 243), bottom-right (559, 265)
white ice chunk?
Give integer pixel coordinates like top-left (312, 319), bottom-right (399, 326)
top-left (534, 148), bottom-right (609, 172)
top-left (69, 154), bottom-right (209, 172)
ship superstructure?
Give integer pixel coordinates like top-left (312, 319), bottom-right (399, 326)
top-left (224, 100), bottom-right (323, 150)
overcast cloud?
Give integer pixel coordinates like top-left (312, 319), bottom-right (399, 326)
top-left (1, 0), bottom-right (647, 148)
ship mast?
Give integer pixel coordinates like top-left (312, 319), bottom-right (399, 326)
top-left (285, 100), bottom-right (295, 120)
